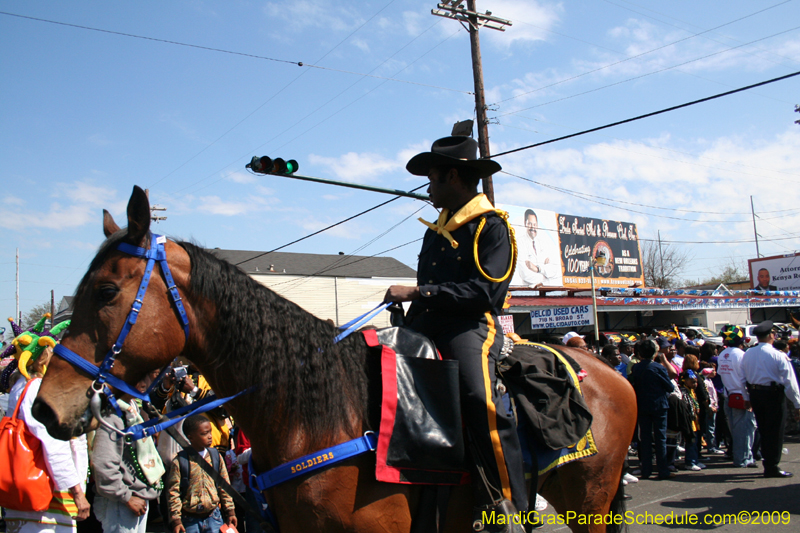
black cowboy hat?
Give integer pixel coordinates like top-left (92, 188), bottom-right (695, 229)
top-left (406, 136), bottom-right (501, 180)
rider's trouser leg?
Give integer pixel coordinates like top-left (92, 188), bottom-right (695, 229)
top-left (411, 311), bottom-right (528, 513)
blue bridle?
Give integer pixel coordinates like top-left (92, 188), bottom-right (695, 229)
top-left (53, 233), bottom-right (190, 403)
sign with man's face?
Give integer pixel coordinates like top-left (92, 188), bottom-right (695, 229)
top-left (500, 204), bottom-right (644, 290)
top-left (748, 253), bottom-right (800, 291)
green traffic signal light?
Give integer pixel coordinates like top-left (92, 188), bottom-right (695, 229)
top-left (246, 156), bottom-right (298, 175)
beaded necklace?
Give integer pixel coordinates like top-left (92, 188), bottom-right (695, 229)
top-left (125, 435), bottom-right (164, 490)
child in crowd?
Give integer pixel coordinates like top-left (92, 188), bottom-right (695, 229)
top-left (166, 415), bottom-right (237, 533)
top-left (92, 376), bottom-right (163, 533)
top-left (681, 370), bottom-right (705, 471)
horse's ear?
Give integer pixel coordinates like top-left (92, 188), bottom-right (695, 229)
top-left (125, 186), bottom-right (151, 245)
top-left (103, 209), bottom-right (120, 238)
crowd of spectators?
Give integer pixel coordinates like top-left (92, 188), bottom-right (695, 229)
top-left (563, 322), bottom-right (800, 483)
top-left (2, 316), bottom-right (799, 532)
top-left (0, 357), bottom-right (262, 533)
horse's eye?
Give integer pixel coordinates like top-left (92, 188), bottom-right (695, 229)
top-left (95, 286), bottom-right (119, 303)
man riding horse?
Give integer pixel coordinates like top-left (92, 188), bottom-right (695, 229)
top-left (385, 136), bottom-right (529, 532)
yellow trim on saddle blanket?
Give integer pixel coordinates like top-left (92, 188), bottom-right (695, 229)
top-left (519, 342), bottom-right (599, 476)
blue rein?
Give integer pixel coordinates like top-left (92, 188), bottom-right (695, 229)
top-left (53, 233), bottom-right (190, 402)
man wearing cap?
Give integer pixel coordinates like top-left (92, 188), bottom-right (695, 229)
top-left (741, 321), bottom-right (800, 477)
top-left (629, 339), bottom-right (675, 480)
top-left (717, 326), bottom-right (757, 468)
top-left (385, 136), bottom-right (528, 530)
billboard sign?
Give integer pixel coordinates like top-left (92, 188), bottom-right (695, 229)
top-left (748, 253), bottom-right (800, 291)
top-left (500, 205), bottom-right (644, 290)
top-left (530, 305), bottom-right (594, 329)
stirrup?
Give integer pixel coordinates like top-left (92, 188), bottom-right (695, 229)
top-left (472, 500), bottom-right (525, 533)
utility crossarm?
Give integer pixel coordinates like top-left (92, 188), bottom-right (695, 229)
top-left (432, 2), bottom-right (511, 31)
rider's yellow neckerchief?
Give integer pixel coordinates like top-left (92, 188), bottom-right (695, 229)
top-left (419, 193), bottom-right (517, 283)
top-left (418, 193), bottom-right (496, 249)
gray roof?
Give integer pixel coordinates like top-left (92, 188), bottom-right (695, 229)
top-left (211, 249), bottom-right (417, 279)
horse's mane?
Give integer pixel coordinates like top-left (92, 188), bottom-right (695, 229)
top-left (177, 241), bottom-right (371, 445)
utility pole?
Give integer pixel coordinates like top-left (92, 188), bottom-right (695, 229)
top-left (657, 230), bottom-right (665, 288)
top-left (432, 0), bottom-right (511, 205)
top-left (16, 248), bottom-right (19, 326)
top-left (144, 189), bottom-right (168, 223)
top-left (50, 290), bottom-right (55, 327)
top-left (750, 195), bottom-right (760, 258)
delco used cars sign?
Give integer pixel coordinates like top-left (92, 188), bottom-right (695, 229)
top-left (530, 305), bottom-right (593, 329)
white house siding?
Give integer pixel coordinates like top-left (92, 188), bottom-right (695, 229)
top-left (251, 274), bottom-right (416, 327)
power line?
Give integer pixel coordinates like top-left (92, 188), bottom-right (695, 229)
top-left (502, 170), bottom-right (800, 222)
top-left (164, 23), bottom-right (462, 197)
top-left (498, 23), bottom-right (800, 118)
top-left (149, 0), bottom-right (405, 190)
top-left (0, 10), bottom-right (469, 96)
top-left (492, 69), bottom-right (800, 158)
top-left (639, 236), bottom-right (798, 245)
top-left (267, 205), bottom-right (427, 293)
top-left (508, 113), bottom-right (800, 182)
top-left (233, 184), bottom-right (429, 266)
top-left (602, 0), bottom-right (800, 66)
top-left (500, 171), bottom-right (800, 219)
top-left (492, 0), bottom-right (794, 106)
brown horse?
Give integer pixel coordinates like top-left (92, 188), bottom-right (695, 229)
top-left (34, 186), bottom-right (636, 533)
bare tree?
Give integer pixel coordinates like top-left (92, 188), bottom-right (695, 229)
top-left (698, 258), bottom-right (748, 286)
top-left (641, 238), bottom-right (692, 288)
top-left (3, 302), bottom-right (52, 345)
top-left (21, 301), bottom-right (52, 329)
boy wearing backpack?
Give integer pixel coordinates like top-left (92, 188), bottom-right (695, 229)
top-left (166, 415), bottom-right (237, 533)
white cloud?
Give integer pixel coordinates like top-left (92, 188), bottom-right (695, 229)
top-left (492, 128), bottom-right (800, 258)
top-left (195, 193), bottom-right (277, 216)
top-left (0, 180), bottom-right (126, 232)
top-left (263, 0), bottom-right (361, 33)
top-left (225, 170), bottom-right (258, 185)
top-left (350, 37), bottom-right (370, 53)
top-left (299, 216), bottom-right (366, 239)
top-left (308, 151), bottom-right (403, 181)
top-left (480, 0), bottom-right (561, 48)
top-left (66, 240), bottom-right (103, 251)
top-left (87, 134), bottom-right (112, 146)
top-left (489, 17), bottom-right (798, 108)
top-left (402, 11), bottom-right (426, 36)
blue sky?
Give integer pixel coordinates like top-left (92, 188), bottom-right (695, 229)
top-left (2, 0), bottom-right (799, 319)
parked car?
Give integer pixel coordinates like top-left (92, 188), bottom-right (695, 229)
top-left (679, 326), bottom-right (723, 346)
top-left (602, 331), bottom-right (641, 345)
top-left (774, 323), bottom-right (799, 340)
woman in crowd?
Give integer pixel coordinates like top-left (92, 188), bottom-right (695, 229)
top-left (5, 346), bottom-right (90, 532)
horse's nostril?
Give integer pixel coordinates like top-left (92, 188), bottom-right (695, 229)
top-left (31, 398), bottom-right (54, 426)
top-left (31, 398), bottom-right (75, 441)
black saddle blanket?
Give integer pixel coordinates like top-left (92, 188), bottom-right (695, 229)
top-left (499, 343), bottom-right (593, 450)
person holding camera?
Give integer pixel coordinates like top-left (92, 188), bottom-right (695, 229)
top-left (153, 364), bottom-right (232, 450)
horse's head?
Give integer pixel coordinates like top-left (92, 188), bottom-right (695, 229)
top-left (33, 186), bottom-right (193, 439)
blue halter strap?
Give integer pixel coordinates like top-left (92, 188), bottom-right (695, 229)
top-left (53, 234), bottom-right (190, 403)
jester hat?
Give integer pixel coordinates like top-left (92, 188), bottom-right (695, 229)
top-left (2, 314), bottom-right (71, 379)
top-left (721, 325), bottom-right (745, 347)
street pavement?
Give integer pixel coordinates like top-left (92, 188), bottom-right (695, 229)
top-left (536, 434), bottom-right (800, 532)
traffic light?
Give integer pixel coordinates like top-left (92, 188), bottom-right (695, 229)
top-left (246, 156), bottom-right (299, 175)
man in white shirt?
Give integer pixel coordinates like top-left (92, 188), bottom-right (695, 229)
top-left (516, 210), bottom-right (560, 287)
top-left (717, 326), bottom-right (757, 468)
top-left (742, 321), bottom-right (800, 478)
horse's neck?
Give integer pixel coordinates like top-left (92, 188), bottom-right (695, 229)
top-left (185, 288), bottom-right (369, 469)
